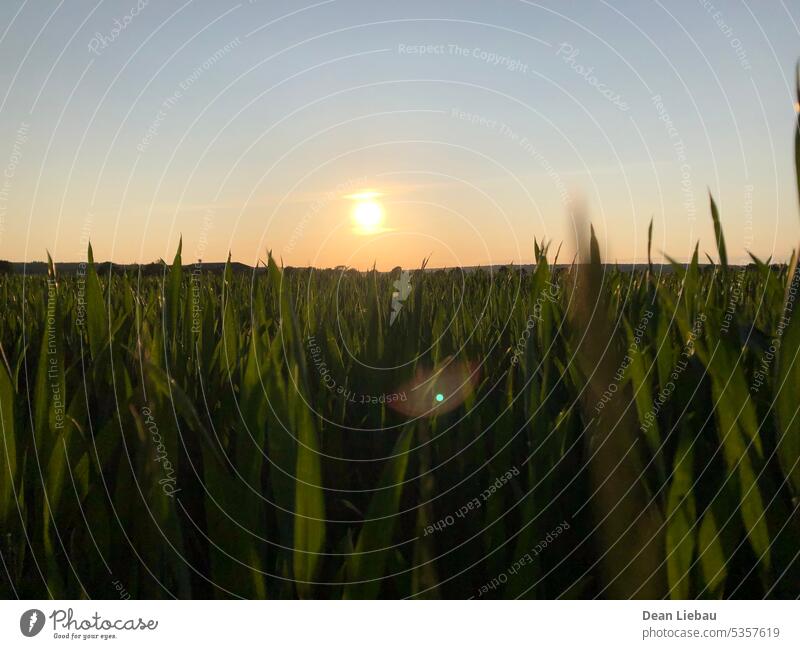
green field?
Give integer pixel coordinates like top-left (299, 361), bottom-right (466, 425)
top-left (0, 230), bottom-right (798, 598)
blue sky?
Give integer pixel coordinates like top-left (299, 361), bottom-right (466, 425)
top-left (0, 0), bottom-right (797, 268)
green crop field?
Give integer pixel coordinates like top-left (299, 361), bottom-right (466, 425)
top-left (1, 79), bottom-right (800, 601)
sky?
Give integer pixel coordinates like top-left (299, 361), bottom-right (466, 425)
top-left (0, 0), bottom-right (798, 269)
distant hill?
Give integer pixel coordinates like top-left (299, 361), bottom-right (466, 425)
top-left (1, 261), bottom-right (261, 276)
top-left (0, 261), bottom-right (765, 276)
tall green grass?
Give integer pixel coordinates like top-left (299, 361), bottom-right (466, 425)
top-left (1, 77), bottom-right (800, 600)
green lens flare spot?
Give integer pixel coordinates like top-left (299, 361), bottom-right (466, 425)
top-left (435, 393), bottom-right (444, 402)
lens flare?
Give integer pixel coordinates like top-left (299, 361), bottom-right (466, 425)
top-left (389, 356), bottom-right (479, 417)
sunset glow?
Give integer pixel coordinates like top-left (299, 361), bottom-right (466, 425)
top-left (351, 197), bottom-right (385, 235)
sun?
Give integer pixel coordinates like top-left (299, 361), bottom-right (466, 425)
top-left (352, 198), bottom-right (384, 234)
